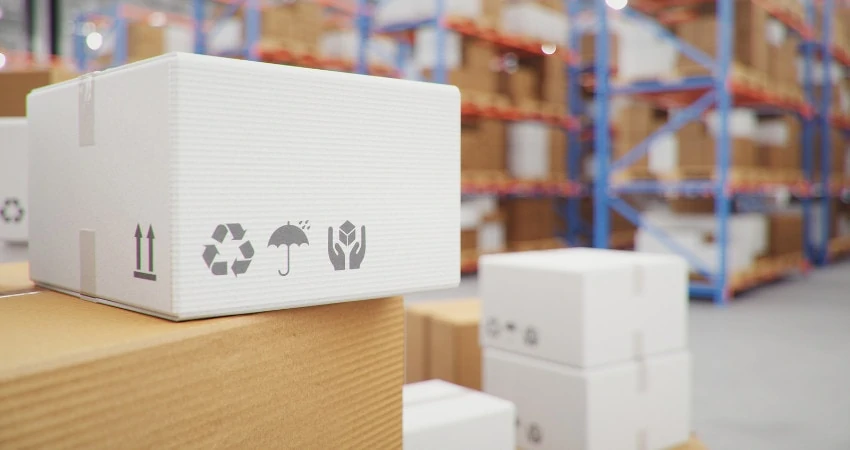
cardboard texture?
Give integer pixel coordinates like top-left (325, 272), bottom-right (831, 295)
top-left (260, 2), bottom-right (322, 48)
top-left (615, 101), bottom-right (659, 171)
top-left (462, 117), bottom-right (505, 172)
top-left (127, 22), bottom-right (166, 62)
top-left (27, 53), bottom-right (459, 320)
top-left (405, 299), bottom-right (482, 389)
top-left (550, 126), bottom-right (567, 178)
top-left (0, 291), bottom-right (404, 449)
top-left (675, 5), bottom-right (768, 74)
top-left (0, 69), bottom-right (77, 117)
top-left (0, 262), bottom-right (34, 295)
top-left (403, 380), bottom-right (515, 450)
top-left (0, 118), bottom-right (28, 243)
top-left (484, 348), bottom-right (692, 450)
top-left (479, 248), bottom-right (688, 368)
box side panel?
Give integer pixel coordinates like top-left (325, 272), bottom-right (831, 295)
top-left (0, 118), bottom-right (29, 242)
top-left (27, 60), bottom-right (174, 315)
top-left (405, 309), bottom-right (432, 383)
top-left (170, 55), bottom-right (459, 316)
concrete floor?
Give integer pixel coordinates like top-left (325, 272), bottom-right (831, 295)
top-left (5, 243), bottom-right (849, 449)
top-left (407, 264), bottom-right (850, 450)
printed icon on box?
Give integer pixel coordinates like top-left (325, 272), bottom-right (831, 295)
top-left (524, 326), bottom-right (538, 347)
top-left (528, 423), bottom-right (543, 444)
top-left (1, 198), bottom-right (24, 224)
top-left (327, 220), bottom-right (366, 271)
top-left (202, 223), bottom-right (254, 277)
top-left (485, 317), bottom-right (500, 338)
top-left (133, 224), bottom-right (157, 281)
top-left (268, 220), bottom-right (310, 277)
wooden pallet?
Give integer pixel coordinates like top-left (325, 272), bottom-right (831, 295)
top-left (728, 252), bottom-right (804, 293)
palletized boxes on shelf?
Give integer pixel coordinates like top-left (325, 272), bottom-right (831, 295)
top-left (0, 290), bottom-right (404, 448)
top-left (0, 118), bottom-right (28, 243)
top-left (479, 248), bottom-right (691, 450)
top-left (403, 379), bottom-right (516, 450)
top-left (27, 52), bottom-right (460, 321)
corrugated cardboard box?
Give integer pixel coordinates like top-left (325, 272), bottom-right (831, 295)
top-left (0, 291), bottom-right (403, 448)
top-left (768, 211), bottom-right (804, 257)
top-left (503, 198), bottom-right (558, 244)
top-left (0, 118), bottom-right (28, 243)
top-left (0, 68), bottom-right (78, 117)
top-left (405, 299), bottom-right (481, 388)
top-left (403, 379), bottom-right (515, 450)
top-left (27, 53), bottom-right (459, 320)
top-left (0, 262), bottom-right (34, 295)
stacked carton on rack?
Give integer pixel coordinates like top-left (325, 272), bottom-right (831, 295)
top-left (480, 248), bottom-right (691, 450)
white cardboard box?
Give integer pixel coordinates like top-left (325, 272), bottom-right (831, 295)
top-left (507, 121), bottom-right (550, 180)
top-left (483, 348), bottom-right (691, 450)
top-left (404, 379), bottom-right (516, 450)
top-left (27, 52), bottom-right (460, 320)
top-left (479, 248), bottom-right (687, 368)
top-left (0, 118), bottom-right (28, 243)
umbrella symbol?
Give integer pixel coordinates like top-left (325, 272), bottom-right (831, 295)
top-left (268, 220), bottom-right (310, 276)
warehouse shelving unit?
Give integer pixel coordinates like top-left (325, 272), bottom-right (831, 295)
top-left (588, 0), bottom-right (820, 304)
top-left (371, 1), bottom-right (585, 273)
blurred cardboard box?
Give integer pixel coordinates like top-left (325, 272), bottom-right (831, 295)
top-left (0, 262), bottom-right (34, 295)
top-left (403, 379), bottom-right (515, 450)
top-left (405, 299), bottom-right (481, 389)
top-left (0, 68), bottom-right (78, 117)
top-left (0, 291), bottom-right (403, 448)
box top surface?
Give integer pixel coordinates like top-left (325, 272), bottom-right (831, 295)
top-left (480, 248), bottom-right (635, 272)
top-left (403, 379), bottom-right (468, 406)
top-left (0, 291), bottom-right (248, 378)
top-left (0, 262), bottom-right (34, 295)
top-left (407, 298), bottom-right (480, 316)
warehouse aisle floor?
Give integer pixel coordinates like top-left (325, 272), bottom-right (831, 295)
top-left (407, 263), bottom-right (850, 450)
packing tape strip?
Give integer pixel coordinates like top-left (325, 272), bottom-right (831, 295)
top-left (80, 229), bottom-right (96, 297)
top-left (78, 73), bottom-right (95, 147)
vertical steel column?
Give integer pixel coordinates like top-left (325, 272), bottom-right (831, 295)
top-left (113, 4), bottom-right (128, 66)
top-left (193, 0), bottom-right (206, 54)
top-left (434, 0), bottom-right (447, 84)
top-left (819, 0), bottom-right (835, 264)
top-left (245, 0), bottom-right (261, 61)
top-left (355, 0), bottom-right (369, 74)
top-left (713, 0), bottom-right (734, 305)
top-left (565, 0), bottom-right (583, 246)
top-left (592, 0), bottom-right (611, 249)
top-left (802, 0), bottom-right (816, 261)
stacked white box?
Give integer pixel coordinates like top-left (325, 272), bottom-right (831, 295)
top-left (0, 118), bottom-right (28, 243)
top-left (479, 248), bottom-right (691, 450)
top-left (403, 379), bottom-right (516, 450)
top-left (27, 53), bottom-right (460, 320)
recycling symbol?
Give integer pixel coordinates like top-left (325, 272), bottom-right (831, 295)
top-left (528, 423), bottom-right (543, 444)
top-left (524, 326), bottom-right (539, 347)
top-left (202, 223), bottom-right (254, 277)
top-left (1, 198), bottom-right (24, 224)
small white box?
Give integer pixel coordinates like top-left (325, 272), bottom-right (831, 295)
top-left (0, 118), bottom-right (28, 243)
top-left (507, 121), bottom-right (551, 180)
top-left (404, 379), bottom-right (516, 450)
top-left (479, 248), bottom-right (687, 368)
top-left (27, 53), bottom-right (460, 320)
top-left (483, 348), bottom-right (691, 450)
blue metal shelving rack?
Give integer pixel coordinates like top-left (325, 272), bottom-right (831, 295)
top-left (587, 0), bottom-right (818, 304)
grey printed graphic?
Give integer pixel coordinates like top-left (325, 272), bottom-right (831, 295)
top-left (528, 423), bottom-right (543, 444)
top-left (328, 221), bottom-right (366, 271)
top-left (1, 198), bottom-right (24, 223)
top-left (133, 224), bottom-right (157, 281)
top-left (268, 221), bottom-right (310, 276)
top-left (203, 223), bottom-right (253, 277)
top-left (524, 326), bottom-right (539, 347)
top-left (485, 317), bottom-right (500, 338)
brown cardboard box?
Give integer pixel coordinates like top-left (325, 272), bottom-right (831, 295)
top-left (462, 118), bottom-right (483, 171)
top-left (551, 126), bottom-right (568, 178)
top-left (676, 6), bottom-right (768, 75)
top-left (126, 22), bottom-right (166, 62)
top-left (504, 198), bottom-right (558, 243)
top-left (768, 211), bottom-right (804, 257)
top-left (580, 33), bottom-right (618, 65)
top-left (759, 116), bottom-right (801, 171)
top-left (461, 229), bottom-right (478, 251)
top-left (428, 303), bottom-right (482, 390)
top-left (0, 68), bottom-right (77, 117)
top-left (461, 117), bottom-right (505, 172)
top-left (506, 67), bottom-right (538, 102)
top-left (0, 291), bottom-right (403, 448)
top-left (615, 101), bottom-right (658, 170)
top-left (542, 54), bottom-right (566, 103)
top-left (405, 299), bottom-right (481, 386)
top-left (0, 262), bottom-right (34, 295)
